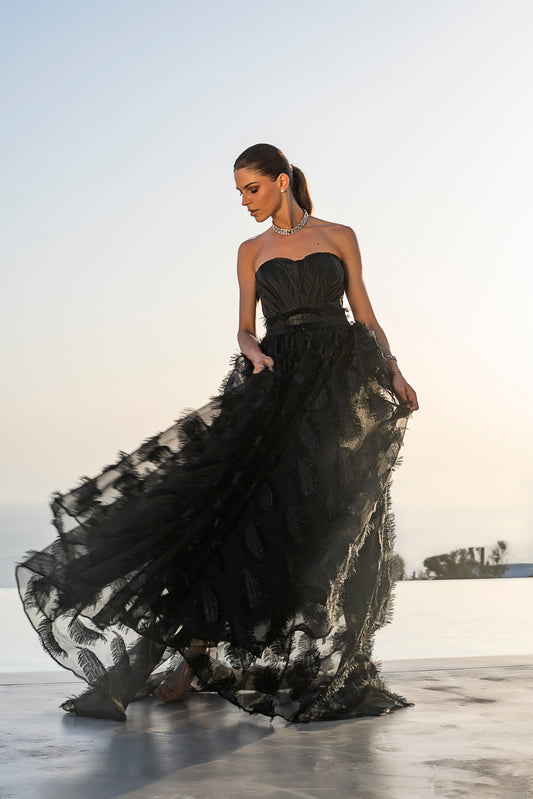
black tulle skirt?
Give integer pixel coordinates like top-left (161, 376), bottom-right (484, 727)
top-left (17, 304), bottom-right (411, 722)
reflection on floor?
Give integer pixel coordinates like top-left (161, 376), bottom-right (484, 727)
top-left (1, 656), bottom-right (533, 799)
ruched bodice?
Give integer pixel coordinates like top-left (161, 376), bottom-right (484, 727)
top-left (255, 251), bottom-right (345, 319)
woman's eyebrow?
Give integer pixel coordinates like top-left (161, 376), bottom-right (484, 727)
top-left (236, 182), bottom-right (259, 192)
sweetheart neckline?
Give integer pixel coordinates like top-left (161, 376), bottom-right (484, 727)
top-left (255, 251), bottom-right (343, 278)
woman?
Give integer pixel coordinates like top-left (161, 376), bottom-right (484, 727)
top-left (17, 143), bottom-right (418, 723)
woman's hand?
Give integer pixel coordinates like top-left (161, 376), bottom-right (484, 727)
top-left (391, 373), bottom-right (419, 412)
top-left (252, 354), bottom-right (274, 374)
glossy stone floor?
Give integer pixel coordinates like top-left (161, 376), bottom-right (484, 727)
top-left (2, 656), bottom-right (533, 799)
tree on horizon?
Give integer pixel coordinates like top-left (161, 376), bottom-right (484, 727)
top-left (421, 540), bottom-right (509, 580)
top-left (391, 552), bottom-right (406, 581)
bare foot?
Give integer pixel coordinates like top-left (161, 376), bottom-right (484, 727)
top-left (154, 643), bottom-right (210, 704)
top-left (153, 659), bottom-right (193, 703)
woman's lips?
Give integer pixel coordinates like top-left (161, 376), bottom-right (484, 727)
top-left (250, 209), bottom-right (259, 217)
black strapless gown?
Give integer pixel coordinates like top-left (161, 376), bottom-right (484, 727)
top-left (17, 252), bottom-right (411, 722)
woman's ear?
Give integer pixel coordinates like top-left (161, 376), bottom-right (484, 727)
top-left (277, 172), bottom-right (291, 193)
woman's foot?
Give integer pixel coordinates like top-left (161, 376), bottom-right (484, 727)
top-left (154, 642), bottom-right (210, 704)
top-left (153, 659), bottom-right (193, 702)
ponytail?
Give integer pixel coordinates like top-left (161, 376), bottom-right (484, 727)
top-left (290, 165), bottom-right (313, 214)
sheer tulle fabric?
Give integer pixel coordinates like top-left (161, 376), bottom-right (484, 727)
top-left (17, 253), bottom-right (411, 722)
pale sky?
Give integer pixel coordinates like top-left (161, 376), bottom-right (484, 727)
top-left (2, 0), bottom-right (532, 575)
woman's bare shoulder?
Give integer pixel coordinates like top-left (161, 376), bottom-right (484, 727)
top-left (237, 232), bottom-right (271, 276)
top-left (307, 217), bottom-right (358, 256)
top-left (237, 231), bottom-right (269, 261)
top-left (310, 216), bottom-right (356, 235)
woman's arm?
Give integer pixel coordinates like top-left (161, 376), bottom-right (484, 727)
top-left (339, 227), bottom-right (419, 411)
top-left (236, 241), bottom-right (274, 374)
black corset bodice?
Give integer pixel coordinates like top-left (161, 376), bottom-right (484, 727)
top-left (255, 251), bottom-right (346, 320)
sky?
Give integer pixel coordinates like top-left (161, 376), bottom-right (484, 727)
top-left (2, 0), bottom-right (532, 577)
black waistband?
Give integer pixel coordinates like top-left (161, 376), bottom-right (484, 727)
top-left (265, 303), bottom-right (348, 334)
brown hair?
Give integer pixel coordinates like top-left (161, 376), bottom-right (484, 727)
top-left (234, 143), bottom-right (313, 214)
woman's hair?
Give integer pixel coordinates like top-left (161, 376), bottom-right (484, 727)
top-left (234, 143), bottom-right (313, 214)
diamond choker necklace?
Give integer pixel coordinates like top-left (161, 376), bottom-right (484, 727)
top-left (272, 210), bottom-right (309, 236)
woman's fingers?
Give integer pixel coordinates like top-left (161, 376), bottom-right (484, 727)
top-left (252, 355), bottom-right (274, 374)
top-left (405, 384), bottom-right (419, 411)
top-left (392, 375), bottom-right (419, 412)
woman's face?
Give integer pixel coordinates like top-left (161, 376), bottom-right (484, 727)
top-left (234, 167), bottom-right (287, 223)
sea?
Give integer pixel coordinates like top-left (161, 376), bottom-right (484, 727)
top-left (1, 503), bottom-right (532, 672)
